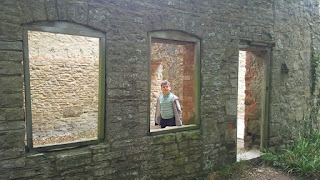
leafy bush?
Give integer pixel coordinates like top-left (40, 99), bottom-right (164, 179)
top-left (262, 131), bottom-right (320, 177)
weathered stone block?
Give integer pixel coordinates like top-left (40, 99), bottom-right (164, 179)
top-left (0, 22), bottom-right (22, 41)
top-left (18, 0), bottom-right (47, 23)
top-left (269, 136), bottom-right (282, 146)
top-left (151, 134), bottom-right (176, 145)
top-left (149, 144), bottom-right (164, 154)
top-left (126, 145), bottom-right (148, 155)
top-left (0, 50), bottom-right (23, 61)
top-left (0, 61), bottom-right (23, 75)
top-left (59, 167), bottom-right (85, 177)
top-left (120, 170), bottom-right (139, 179)
top-left (89, 144), bottom-right (110, 153)
top-left (164, 143), bottom-right (178, 152)
top-left (0, 41), bottom-right (22, 50)
top-left (0, 76), bottom-right (23, 92)
top-left (68, 2), bottom-right (89, 25)
top-left (0, 157), bottom-right (25, 169)
top-left (8, 168), bottom-right (45, 179)
top-left (44, 0), bottom-right (59, 21)
top-left (94, 169), bottom-right (105, 177)
top-left (107, 89), bottom-right (127, 98)
top-left (0, 93), bottom-right (23, 107)
top-left (0, 147), bottom-right (23, 160)
top-left (189, 139), bottom-right (203, 147)
top-left (225, 128), bottom-right (236, 143)
top-left (26, 153), bottom-right (55, 166)
top-left (56, 150), bottom-right (92, 170)
top-left (88, 4), bottom-right (110, 31)
top-left (85, 162), bottom-right (111, 172)
top-left (0, 129), bottom-right (24, 145)
top-left (0, 109), bottom-right (5, 121)
top-left (105, 151), bottom-right (124, 160)
top-left (184, 162), bottom-right (201, 174)
top-left (176, 130), bottom-right (201, 142)
top-left (62, 107), bottom-right (83, 118)
top-left (5, 108), bottom-right (25, 121)
top-left (92, 153), bottom-right (111, 162)
top-left (0, 121), bottom-right (24, 131)
top-left (225, 99), bottom-right (237, 115)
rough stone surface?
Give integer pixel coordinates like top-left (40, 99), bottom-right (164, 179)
top-left (0, 41), bottom-right (22, 51)
top-left (244, 51), bottom-right (265, 147)
top-left (0, 0), bottom-right (319, 179)
top-left (27, 31), bottom-right (99, 142)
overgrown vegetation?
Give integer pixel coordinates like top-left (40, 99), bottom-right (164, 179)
top-left (204, 161), bottom-right (250, 180)
top-left (262, 131), bottom-right (320, 178)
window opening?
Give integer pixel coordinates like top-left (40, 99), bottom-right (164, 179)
top-left (237, 50), bottom-right (267, 161)
top-left (23, 22), bottom-right (106, 151)
top-left (148, 31), bottom-right (200, 134)
top-left (27, 31), bottom-right (99, 146)
top-left (150, 39), bottom-right (195, 130)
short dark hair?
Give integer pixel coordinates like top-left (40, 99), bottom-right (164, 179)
top-left (160, 80), bottom-right (170, 87)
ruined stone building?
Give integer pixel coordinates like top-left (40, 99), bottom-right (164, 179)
top-left (1, 0), bottom-right (320, 179)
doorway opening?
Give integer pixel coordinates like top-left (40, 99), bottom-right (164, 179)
top-left (237, 50), bottom-right (268, 161)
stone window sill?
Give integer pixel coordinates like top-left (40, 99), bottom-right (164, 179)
top-left (149, 124), bottom-right (199, 136)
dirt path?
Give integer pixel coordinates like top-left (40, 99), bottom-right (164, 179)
top-left (238, 165), bottom-right (298, 180)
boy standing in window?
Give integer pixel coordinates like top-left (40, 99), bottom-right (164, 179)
top-left (155, 80), bottom-right (182, 128)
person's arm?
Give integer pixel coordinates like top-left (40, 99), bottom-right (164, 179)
top-left (175, 99), bottom-right (182, 122)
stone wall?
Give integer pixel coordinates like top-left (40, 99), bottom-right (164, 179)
top-left (268, 0), bottom-right (317, 149)
top-left (28, 31), bottom-right (99, 145)
top-left (0, 0), bottom-right (319, 179)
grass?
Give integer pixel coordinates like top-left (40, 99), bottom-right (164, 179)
top-left (204, 161), bottom-right (250, 180)
top-left (262, 131), bottom-right (320, 178)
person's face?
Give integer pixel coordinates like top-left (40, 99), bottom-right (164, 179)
top-left (161, 84), bottom-right (171, 96)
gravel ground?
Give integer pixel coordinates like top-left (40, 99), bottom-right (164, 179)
top-left (33, 130), bottom-right (97, 146)
top-left (237, 165), bottom-right (299, 180)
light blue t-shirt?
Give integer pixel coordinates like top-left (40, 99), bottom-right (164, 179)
top-left (160, 92), bottom-right (175, 119)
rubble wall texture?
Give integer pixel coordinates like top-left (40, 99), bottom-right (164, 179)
top-left (28, 31), bottom-right (99, 142)
top-left (0, 0), bottom-right (319, 179)
top-left (150, 42), bottom-right (185, 124)
top-left (150, 42), bottom-right (195, 126)
top-left (244, 52), bottom-right (265, 147)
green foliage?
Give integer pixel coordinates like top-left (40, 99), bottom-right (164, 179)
top-left (205, 161), bottom-right (250, 180)
top-left (262, 131), bottom-right (320, 177)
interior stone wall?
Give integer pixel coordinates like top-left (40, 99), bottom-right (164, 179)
top-left (150, 42), bottom-right (184, 124)
top-left (182, 44), bottom-right (195, 123)
top-left (150, 41), bottom-right (195, 127)
top-left (0, 0), bottom-right (318, 179)
top-left (244, 51), bottom-right (265, 147)
top-left (28, 31), bottom-right (99, 144)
